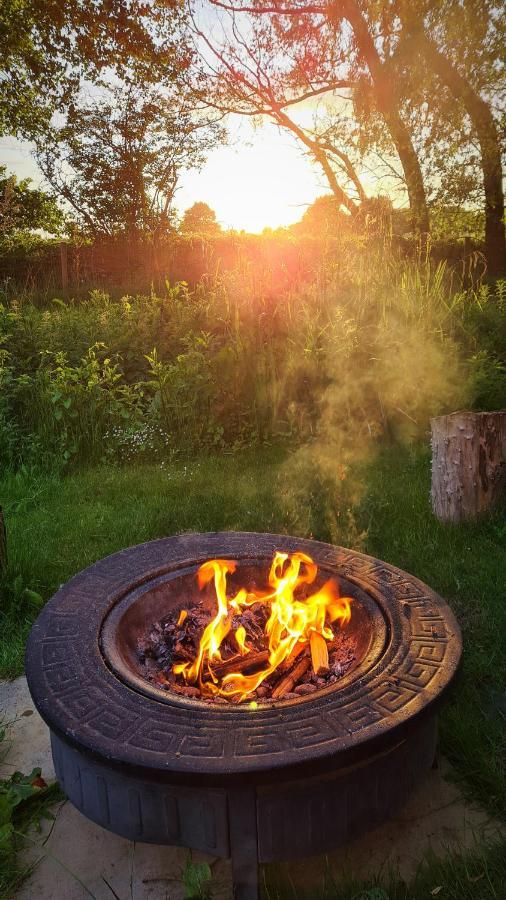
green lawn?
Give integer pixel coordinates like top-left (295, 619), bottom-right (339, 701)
top-left (1, 444), bottom-right (505, 896)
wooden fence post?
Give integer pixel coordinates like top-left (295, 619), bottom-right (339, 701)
top-left (431, 411), bottom-right (506, 522)
top-left (60, 241), bottom-right (69, 294)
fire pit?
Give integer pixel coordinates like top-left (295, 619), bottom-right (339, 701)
top-left (25, 532), bottom-right (461, 899)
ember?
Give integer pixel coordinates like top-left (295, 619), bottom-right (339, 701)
top-left (138, 551), bottom-right (355, 702)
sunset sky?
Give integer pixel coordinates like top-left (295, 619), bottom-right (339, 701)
top-left (0, 115), bottom-right (330, 233)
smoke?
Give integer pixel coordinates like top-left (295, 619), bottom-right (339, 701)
top-left (275, 256), bottom-right (468, 546)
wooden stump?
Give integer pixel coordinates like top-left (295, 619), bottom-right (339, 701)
top-left (0, 506), bottom-right (6, 574)
top-left (431, 411), bottom-right (506, 522)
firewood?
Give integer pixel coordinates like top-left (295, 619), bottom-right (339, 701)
top-left (310, 631), bottom-right (329, 675)
top-left (210, 649), bottom-right (270, 678)
top-left (272, 656), bottom-right (310, 699)
top-left (278, 640), bottom-right (305, 674)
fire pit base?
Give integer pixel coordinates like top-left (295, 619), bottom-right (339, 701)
top-left (26, 532), bottom-right (461, 900)
top-left (50, 713), bottom-right (436, 899)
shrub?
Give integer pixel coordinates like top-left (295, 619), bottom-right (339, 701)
top-left (0, 258), bottom-right (503, 471)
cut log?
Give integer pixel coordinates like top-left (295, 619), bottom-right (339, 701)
top-left (431, 411), bottom-right (506, 522)
top-left (310, 631), bottom-right (329, 675)
top-left (272, 656), bottom-right (310, 699)
top-left (0, 506), bottom-right (6, 574)
top-left (211, 650), bottom-right (270, 678)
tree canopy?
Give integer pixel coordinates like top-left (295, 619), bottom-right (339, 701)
top-left (180, 202), bottom-right (222, 236)
top-left (0, 0), bottom-right (187, 138)
top-left (0, 167), bottom-right (64, 241)
top-left (191, 0), bottom-right (505, 272)
top-left (36, 83), bottom-right (224, 240)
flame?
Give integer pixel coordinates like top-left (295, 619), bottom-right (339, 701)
top-left (173, 551), bottom-right (352, 701)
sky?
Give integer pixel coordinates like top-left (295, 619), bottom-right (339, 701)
top-left (0, 115), bottom-right (329, 234)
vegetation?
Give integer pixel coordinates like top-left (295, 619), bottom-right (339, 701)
top-left (0, 719), bottom-right (63, 899)
top-left (0, 168), bottom-right (64, 245)
top-left (0, 445), bottom-right (505, 895)
top-left (1, 257), bottom-right (505, 472)
top-left (181, 202), bottom-right (223, 236)
top-left (0, 0), bottom-right (187, 139)
top-left (1, 3), bottom-right (503, 271)
top-left (35, 82), bottom-right (224, 240)
top-left (265, 837), bottom-right (506, 899)
top-left (0, 1), bottom-right (504, 896)
top-left (193, 0), bottom-right (505, 275)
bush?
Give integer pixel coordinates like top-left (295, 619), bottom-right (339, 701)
top-left (0, 261), bottom-right (503, 472)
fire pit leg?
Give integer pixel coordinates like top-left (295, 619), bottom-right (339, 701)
top-left (229, 787), bottom-right (259, 900)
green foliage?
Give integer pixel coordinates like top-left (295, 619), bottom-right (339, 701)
top-left (467, 351), bottom-right (506, 410)
top-left (0, 168), bottom-right (64, 244)
top-left (264, 837), bottom-right (506, 898)
top-left (0, 722), bottom-right (62, 898)
top-left (0, 0), bottom-right (189, 140)
top-left (36, 83), bottom-right (224, 240)
top-left (0, 260), bottom-right (504, 472)
top-left (181, 853), bottom-right (213, 899)
top-left (180, 202), bottom-right (222, 236)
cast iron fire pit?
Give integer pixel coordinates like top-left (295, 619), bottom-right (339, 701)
top-left (25, 532), bottom-right (461, 899)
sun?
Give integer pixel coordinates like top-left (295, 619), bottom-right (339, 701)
top-left (177, 117), bottom-right (326, 233)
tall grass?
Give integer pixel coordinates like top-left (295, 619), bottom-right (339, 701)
top-left (0, 249), bottom-right (505, 471)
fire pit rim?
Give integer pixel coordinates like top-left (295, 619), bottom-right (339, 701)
top-left (25, 531), bottom-right (462, 780)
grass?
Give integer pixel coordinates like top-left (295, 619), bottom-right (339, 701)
top-left (0, 716), bottom-right (65, 899)
top-left (1, 443), bottom-right (505, 819)
top-left (1, 443), bottom-right (505, 897)
top-left (264, 838), bottom-right (506, 899)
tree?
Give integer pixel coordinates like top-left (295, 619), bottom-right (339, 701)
top-left (0, 167), bottom-right (64, 239)
top-left (196, 0), bottom-right (429, 236)
top-left (0, 0), bottom-right (187, 139)
top-left (293, 195), bottom-right (350, 234)
top-left (180, 202), bottom-right (222, 235)
top-left (388, 0), bottom-right (505, 276)
top-left (199, 0), bottom-right (505, 271)
top-left (36, 83), bottom-right (224, 240)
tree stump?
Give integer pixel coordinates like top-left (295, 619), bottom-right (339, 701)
top-left (431, 411), bottom-right (506, 522)
top-left (0, 506), bottom-right (6, 574)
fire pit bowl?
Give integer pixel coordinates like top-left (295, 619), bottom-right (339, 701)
top-left (25, 532), bottom-right (461, 899)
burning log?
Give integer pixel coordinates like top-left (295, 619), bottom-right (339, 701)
top-left (211, 650), bottom-right (270, 678)
top-left (310, 632), bottom-right (329, 676)
top-left (272, 656), bottom-right (311, 699)
top-left (137, 550), bottom-right (354, 703)
top-left (278, 641), bottom-right (305, 674)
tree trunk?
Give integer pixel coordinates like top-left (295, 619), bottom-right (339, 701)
top-left (0, 506), bottom-right (6, 574)
top-left (340, 0), bottom-right (430, 238)
top-left (431, 411), bottom-right (506, 522)
top-left (418, 37), bottom-right (506, 279)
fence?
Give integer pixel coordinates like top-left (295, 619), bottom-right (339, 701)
top-left (0, 232), bottom-right (482, 301)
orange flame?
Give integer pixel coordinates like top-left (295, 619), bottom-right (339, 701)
top-left (173, 551), bottom-right (352, 701)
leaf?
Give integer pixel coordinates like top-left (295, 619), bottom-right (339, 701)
top-left (0, 794), bottom-right (15, 828)
top-left (182, 856), bottom-right (212, 899)
top-left (0, 821), bottom-right (14, 853)
top-left (431, 889), bottom-right (443, 896)
top-left (356, 890), bottom-right (390, 900)
top-left (8, 768), bottom-right (45, 806)
top-left (22, 589), bottom-right (44, 609)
